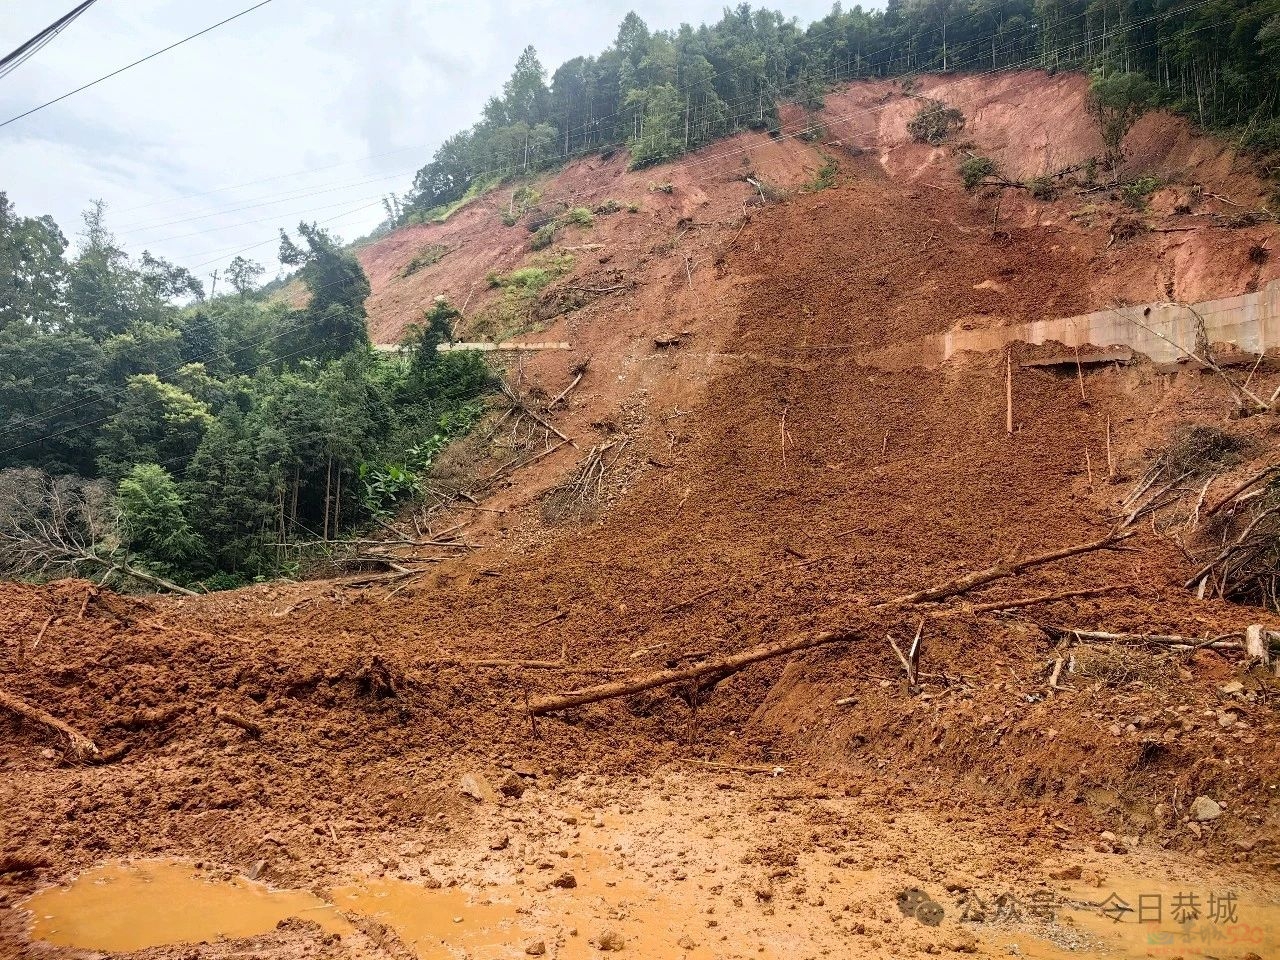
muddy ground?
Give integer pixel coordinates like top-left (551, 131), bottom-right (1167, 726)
top-left (4, 73), bottom-right (1280, 959)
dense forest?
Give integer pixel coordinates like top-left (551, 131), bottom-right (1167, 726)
top-left (0, 194), bottom-right (490, 590)
top-left (399, 0), bottom-right (1280, 221)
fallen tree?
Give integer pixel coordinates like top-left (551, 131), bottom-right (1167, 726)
top-left (0, 687), bottom-right (99, 762)
top-left (523, 629), bottom-right (856, 715)
top-left (878, 530), bottom-right (1135, 607)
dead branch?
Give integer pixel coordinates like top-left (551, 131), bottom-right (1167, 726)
top-left (547, 366), bottom-right (588, 410)
top-left (1042, 625), bottom-right (1244, 651)
top-left (214, 707), bottom-right (263, 737)
top-left (938, 585), bottom-right (1126, 616)
top-left (524, 629), bottom-right (855, 715)
top-left (1202, 464), bottom-right (1280, 518)
top-left (0, 687), bottom-right (98, 761)
top-left (425, 657), bottom-right (627, 674)
top-left (879, 531), bottom-right (1135, 608)
top-left (565, 284), bottom-right (629, 294)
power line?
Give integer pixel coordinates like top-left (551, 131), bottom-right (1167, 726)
top-left (0, 0), bottom-right (100, 81)
top-left (0, 0), bottom-right (277, 129)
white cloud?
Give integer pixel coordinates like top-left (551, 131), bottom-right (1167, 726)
top-left (1, 0), bottom-right (840, 277)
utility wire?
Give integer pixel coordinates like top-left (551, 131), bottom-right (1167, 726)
top-left (0, 0), bottom-right (277, 129)
top-left (0, 0), bottom-right (99, 81)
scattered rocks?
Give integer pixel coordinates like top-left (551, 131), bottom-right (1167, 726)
top-left (499, 772), bottom-right (527, 799)
top-left (594, 928), bottom-right (626, 951)
top-left (1189, 796), bottom-right (1223, 822)
top-left (459, 772), bottom-right (497, 804)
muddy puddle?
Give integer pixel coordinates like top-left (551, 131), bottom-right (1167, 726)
top-left (22, 845), bottom-right (1280, 959)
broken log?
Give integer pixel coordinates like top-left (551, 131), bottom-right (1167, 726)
top-left (1043, 625), bottom-right (1244, 650)
top-left (524, 629), bottom-right (855, 716)
top-left (937, 585), bottom-right (1125, 616)
top-left (214, 707), bottom-right (263, 737)
top-left (879, 531), bottom-right (1135, 608)
top-left (1202, 464), bottom-right (1280, 518)
top-left (0, 687), bottom-right (98, 761)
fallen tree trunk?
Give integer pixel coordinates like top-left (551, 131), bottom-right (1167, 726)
top-left (524, 629), bottom-right (855, 716)
top-left (426, 657), bottom-right (629, 674)
top-left (879, 531), bottom-right (1135, 608)
top-left (1043, 625), bottom-right (1244, 650)
top-left (0, 687), bottom-right (99, 761)
top-left (937, 585), bottom-right (1125, 616)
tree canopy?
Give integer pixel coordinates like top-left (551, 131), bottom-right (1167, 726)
top-left (397, 1), bottom-right (1280, 221)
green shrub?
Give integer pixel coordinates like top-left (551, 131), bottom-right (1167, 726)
top-left (959, 155), bottom-right (996, 190)
top-left (564, 206), bottom-right (594, 227)
top-left (1240, 119), bottom-right (1280, 155)
top-left (627, 202), bottom-right (640, 213)
top-left (806, 156), bottom-right (838, 192)
top-left (649, 182), bottom-right (674, 194)
top-left (594, 199), bottom-right (622, 215)
top-left (400, 244), bottom-right (449, 277)
top-left (907, 99), bottom-right (965, 145)
top-left (1120, 176), bottom-right (1163, 209)
top-left (1026, 176), bottom-right (1056, 201)
top-left (529, 224), bottom-right (556, 250)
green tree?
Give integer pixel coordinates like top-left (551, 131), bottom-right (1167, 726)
top-left (117, 463), bottom-right (204, 570)
top-left (1086, 70), bottom-right (1158, 171)
top-left (278, 222), bottom-right (371, 360)
top-left (226, 256), bottom-right (265, 296)
top-left (0, 192), bottom-right (67, 333)
top-left (97, 374), bottom-right (212, 480)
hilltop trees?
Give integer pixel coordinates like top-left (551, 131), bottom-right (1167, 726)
top-left (394, 1), bottom-right (1280, 223)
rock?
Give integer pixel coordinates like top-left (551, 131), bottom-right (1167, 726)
top-left (1233, 839), bottom-right (1256, 852)
top-left (551, 871), bottom-right (577, 889)
top-left (1048, 865), bottom-right (1082, 881)
top-left (1189, 796), bottom-right (1223, 822)
top-left (459, 772), bottom-right (497, 804)
top-left (1099, 831), bottom-right (1117, 843)
top-left (498, 772), bottom-right (527, 799)
top-left (489, 834), bottom-right (510, 851)
top-left (525, 941), bottom-right (546, 956)
top-left (595, 928), bottom-right (625, 951)
top-left (677, 934), bottom-right (698, 949)
top-left (1220, 681), bottom-right (1244, 695)
top-left (944, 932), bottom-right (979, 954)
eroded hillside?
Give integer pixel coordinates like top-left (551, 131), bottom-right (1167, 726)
top-left (3, 72), bottom-right (1280, 960)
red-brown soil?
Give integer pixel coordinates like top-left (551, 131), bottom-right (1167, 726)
top-left (4, 72), bottom-right (1280, 960)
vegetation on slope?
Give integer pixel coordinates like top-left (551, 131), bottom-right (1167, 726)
top-left (0, 194), bottom-right (493, 591)
top-left (389, 1), bottom-right (1280, 226)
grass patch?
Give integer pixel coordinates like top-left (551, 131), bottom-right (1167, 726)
top-left (806, 154), bottom-right (838, 192)
top-left (400, 244), bottom-right (449, 278)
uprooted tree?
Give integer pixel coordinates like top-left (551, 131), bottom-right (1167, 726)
top-left (0, 467), bottom-right (197, 595)
top-left (907, 99), bottom-right (965, 145)
top-left (1086, 69), bottom-right (1157, 172)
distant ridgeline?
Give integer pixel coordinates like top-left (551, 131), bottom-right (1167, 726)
top-left (394, 1), bottom-right (1280, 224)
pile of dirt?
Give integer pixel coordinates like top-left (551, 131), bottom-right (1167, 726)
top-left (4, 72), bottom-right (1280, 960)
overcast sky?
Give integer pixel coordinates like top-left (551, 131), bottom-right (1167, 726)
top-left (1, 0), bottom-right (840, 284)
